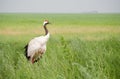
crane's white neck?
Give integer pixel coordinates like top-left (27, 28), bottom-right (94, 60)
top-left (43, 21), bottom-right (48, 26)
top-left (44, 33), bottom-right (50, 42)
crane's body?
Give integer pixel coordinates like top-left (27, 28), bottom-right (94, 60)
top-left (25, 20), bottom-right (50, 64)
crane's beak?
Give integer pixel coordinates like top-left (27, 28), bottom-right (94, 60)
top-left (48, 22), bottom-right (51, 24)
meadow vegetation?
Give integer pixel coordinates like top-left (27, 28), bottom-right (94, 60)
top-left (0, 13), bottom-right (120, 79)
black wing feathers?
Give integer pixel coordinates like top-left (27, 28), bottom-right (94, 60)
top-left (24, 44), bottom-right (30, 60)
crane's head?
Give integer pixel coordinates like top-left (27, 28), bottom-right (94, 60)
top-left (43, 20), bottom-right (50, 26)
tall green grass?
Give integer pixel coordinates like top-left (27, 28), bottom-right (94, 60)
top-left (0, 35), bottom-right (120, 79)
top-left (0, 13), bottom-right (120, 79)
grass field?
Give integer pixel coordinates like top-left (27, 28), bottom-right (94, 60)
top-left (0, 13), bottom-right (120, 79)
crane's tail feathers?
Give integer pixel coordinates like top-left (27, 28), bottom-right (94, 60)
top-left (24, 44), bottom-right (30, 60)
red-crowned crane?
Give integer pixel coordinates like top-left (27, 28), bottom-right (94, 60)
top-left (24, 20), bottom-right (50, 64)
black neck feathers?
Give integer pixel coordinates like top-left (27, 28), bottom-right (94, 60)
top-left (43, 23), bottom-right (48, 35)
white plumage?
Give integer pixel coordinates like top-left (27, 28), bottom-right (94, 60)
top-left (25, 20), bottom-right (50, 64)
